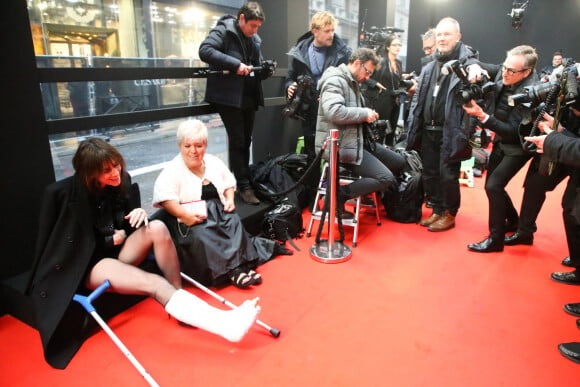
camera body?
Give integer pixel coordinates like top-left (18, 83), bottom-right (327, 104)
top-left (442, 59), bottom-right (495, 105)
top-left (364, 119), bottom-right (392, 142)
top-left (283, 74), bottom-right (315, 120)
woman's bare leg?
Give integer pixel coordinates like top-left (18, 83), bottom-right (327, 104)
top-left (87, 259), bottom-right (261, 342)
top-left (118, 220), bottom-right (182, 289)
top-left (86, 258), bottom-right (176, 305)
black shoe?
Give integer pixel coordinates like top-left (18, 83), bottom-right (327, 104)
top-left (562, 256), bottom-right (572, 267)
top-left (564, 303), bottom-right (580, 317)
top-left (504, 232), bottom-right (534, 246)
top-left (467, 237), bottom-right (504, 253)
top-left (505, 219), bottom-right (519, 233)
top-left (551, 271), bottom-right (580, 285)
top-left (558, 342), bottom-right (580, 364)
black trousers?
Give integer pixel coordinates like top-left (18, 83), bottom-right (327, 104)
top-left (214, 104), bottom-right (256, 191)
top-left (342, 144), bottom-right (405, 198)
top-left (421, 130), bottom-right (461, 216)
top-left (485, 142), bottom-right (532, 239)
top-left (563, 174), bottom-right (580, 268)
top-left (518, 156), bottom-right (568, 236)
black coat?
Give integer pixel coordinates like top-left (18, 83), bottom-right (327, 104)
top-left (406, 42), bottom-right (479, 163)
top-left (199, 14), bottom-right (268, 109)
top-left (26, 175), bottom-right (139, 369)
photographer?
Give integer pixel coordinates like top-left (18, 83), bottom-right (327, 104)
top-left (285, 11), bottom-right (351, 163)
top-left (315, 48), bottom-right (405, 215)
top-left (198, 2), bottom-right (273, 205)
top-left (524, 108), bottom-right (580, 364)
top-left (364, 34), bottom-right (416, 147)
top-left (406, 17), bottom-right (478, 232)
top-left (463, 45), bottom-right (539, 252)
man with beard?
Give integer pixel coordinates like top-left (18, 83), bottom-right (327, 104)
top-left (406, 17), bottom-right (478, 232)
top-left (285, 11), bottom-right (351, 201)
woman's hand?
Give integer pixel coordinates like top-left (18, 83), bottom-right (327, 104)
top-left (125, 208), bottom-right (149, 228)
top-left (179, 212), bottom-right (206, 226)
top-left (112, 229), bottom-right (127, 245)
top-left (223, 196), bottom-right (236, 212)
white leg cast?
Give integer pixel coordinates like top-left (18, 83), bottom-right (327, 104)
top-left (165, 289), bottom-right (260, 342)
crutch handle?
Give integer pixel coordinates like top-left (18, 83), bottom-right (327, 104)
top-left (73, 279), bottom-right (111, 313)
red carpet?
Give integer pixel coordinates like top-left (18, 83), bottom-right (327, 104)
top-left (2, 161), bottom-right (579, 386)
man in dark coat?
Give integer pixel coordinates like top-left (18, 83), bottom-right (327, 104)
top-left (406, 17), bottom-right (478, 232)
top-left (285, 10), bottom-right (351, 162)
top-left (462, 45), bottom-right (539, 252)
top-left (199, 1), bottom-right (272, 205)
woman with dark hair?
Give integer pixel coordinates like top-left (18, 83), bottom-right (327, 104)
top-left (365, 35), bottom-right (415, 147)
top-left (28, 137), bottom-right (261, 369)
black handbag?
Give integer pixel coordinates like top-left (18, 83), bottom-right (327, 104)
top-left (262, 201), bottom-right (303, 250)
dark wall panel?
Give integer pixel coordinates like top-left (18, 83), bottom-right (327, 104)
top-left (407, 0), bottom-right (580, 73)
top-left (0, 1), bottom-right (54, 280)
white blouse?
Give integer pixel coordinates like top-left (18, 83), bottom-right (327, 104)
top-left (153, 153), bottom-right (236, 207)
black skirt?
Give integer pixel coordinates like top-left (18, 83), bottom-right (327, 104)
top-left (161, 199), bottom-right (275, 286)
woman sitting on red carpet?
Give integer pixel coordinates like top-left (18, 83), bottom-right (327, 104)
top-left (28, 137), bottom-right (260, 369)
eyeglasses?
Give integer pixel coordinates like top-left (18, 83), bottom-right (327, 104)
top-left (361, 63), bottom-right (373, 76)
top-left (501, 65), bottom-right (528, 76)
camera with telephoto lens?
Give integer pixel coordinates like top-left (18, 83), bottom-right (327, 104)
top-left (508, 60), bottom-right (579, 109)
top-left (442, 59), bottom-right (495, 105)
top-left (283, 74), bottom-right (315, 120)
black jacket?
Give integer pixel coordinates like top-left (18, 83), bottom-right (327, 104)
top-left (27, 175), bottom-right (139, 369)
top-left (199, 15), bottom-right (269, 109)
top-left (407, 42), bottom-right (479, 163)
top-left (475, 62), bottom-right (539, 153)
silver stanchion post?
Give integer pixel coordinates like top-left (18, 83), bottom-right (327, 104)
top-left (310, 129), bottom-right (352, 263)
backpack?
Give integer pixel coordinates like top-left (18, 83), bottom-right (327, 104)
top-left (249, 154), bottom-right (309, 209)
top-left (262, 201), bottom-right (303, 250)
top-left (382, 150), bottom-right (424, 223)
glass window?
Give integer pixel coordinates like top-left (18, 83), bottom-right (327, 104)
top-left (27, 0), bottom-right (239, 211)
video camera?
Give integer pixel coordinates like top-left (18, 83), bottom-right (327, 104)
top-left (442, 59), bottom-right (495, 105)
top-left (359, 26), bottom-right (405, 54)
top-left (252, 59), bottom-right (277, 77)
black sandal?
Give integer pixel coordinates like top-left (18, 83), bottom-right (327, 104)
top-left (248, 270), bottom-right (263, 285)
top-left (229, 269), bottom-right (252, 289)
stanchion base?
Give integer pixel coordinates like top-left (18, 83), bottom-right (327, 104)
top-left (310, 240), bottom-right (352, 264)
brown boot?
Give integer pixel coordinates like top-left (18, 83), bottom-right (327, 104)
top-left (428, 210), bottom-right (455, 232)
top-left (240, 189), bottom-right (260, 205)
top-left (419, 212), bottom-right (441, 227)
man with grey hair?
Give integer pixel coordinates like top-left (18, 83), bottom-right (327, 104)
top-left (406, 17), bottom-right (479, 232)
top-left (315, 47), bottom-right (405, 216)
top-left (463, 45), bottom-right (539, 252)
top-left (420, 28), bottom-right (436, 66)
